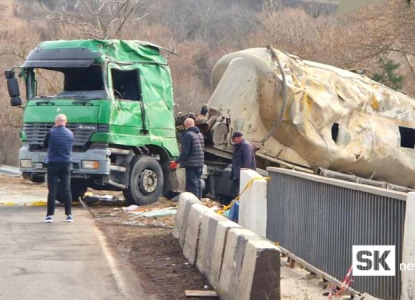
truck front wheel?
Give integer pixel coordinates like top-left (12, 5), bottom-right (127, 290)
top-left (123, 155), bottom-right (164, 205)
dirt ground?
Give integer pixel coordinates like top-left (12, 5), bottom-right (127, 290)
top-left (0, 175), bottom-right (216, 300)
top-left (97, 221), bottom-right (213, 300)
top-left (92, 202), bottom-right (217, 300)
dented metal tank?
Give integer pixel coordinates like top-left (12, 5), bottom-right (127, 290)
top-left (205, 47), bottom-right (415, 188)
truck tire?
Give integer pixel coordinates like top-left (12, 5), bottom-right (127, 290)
top-left (123, 155), bottom-right (163, 205)
top-left (57, 179), bottom-right (87, 203)
top-left (31, 174), bottom-right (46, 183)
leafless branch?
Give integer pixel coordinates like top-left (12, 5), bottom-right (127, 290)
top-left (44, 0), bottom-right (145, 39)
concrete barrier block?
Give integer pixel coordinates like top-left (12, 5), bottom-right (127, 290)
top-left (183, 204), bottom-right (211, 265)
top-left (218, 228), bottom-right (259, 299)
top-left (237, 239), bottom-right (280, 300)
top-left (172, 192), bottom-right (201, 245)
top-left (239, 170), bottom-right (267, 238)
top-left (196, 211), bottom-right (229, 276)
top-left (209, 220), bottom-right (241, 289)
top-left (173, 192), bottom-right (201, 239)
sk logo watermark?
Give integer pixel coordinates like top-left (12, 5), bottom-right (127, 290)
top-left (352, 246), bottom-right (396, 276)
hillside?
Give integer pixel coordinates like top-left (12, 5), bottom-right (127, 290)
top-left (336, 0), bottom-right (385, 13)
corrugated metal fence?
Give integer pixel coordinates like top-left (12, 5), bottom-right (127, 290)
top-left (266, 167), bottom-right (407, 300)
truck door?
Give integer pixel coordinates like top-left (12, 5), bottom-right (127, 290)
top-left (108, 63), bottom-right (147, 135)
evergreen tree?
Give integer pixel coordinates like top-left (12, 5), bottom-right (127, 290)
top-left (372, 59), bottom-right (404, 91)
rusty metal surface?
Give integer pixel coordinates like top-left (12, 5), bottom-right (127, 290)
top-left (266, 167), bottom-right (405, 300)
top-left (207, 48), bottom-right (415, 188)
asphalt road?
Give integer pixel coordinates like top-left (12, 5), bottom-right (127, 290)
top-left (0, 206), bottom-right (156, 300)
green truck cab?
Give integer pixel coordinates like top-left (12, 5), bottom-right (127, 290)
top-left (5, 40), bottom-right (180, 205)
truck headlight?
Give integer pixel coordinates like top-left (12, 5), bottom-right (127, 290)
top-left (82, 160), bottom-right (100, 169)
top-left (20, 159), bottom-right (32, 168)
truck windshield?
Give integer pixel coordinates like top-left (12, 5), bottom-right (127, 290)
top-left (32, 65), bottom-right (106, 100)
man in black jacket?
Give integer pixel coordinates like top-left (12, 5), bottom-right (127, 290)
top-left (230, 131), bottom-right (257, 196)
top-left (170, 118), bottom-right (204, 199)
top-left (43, 114), bottom-right (74, 223)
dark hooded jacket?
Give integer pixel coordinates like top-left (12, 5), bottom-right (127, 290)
top-left (175, 127), bottom-right (204, 168)
top-left (231, 139), bottom-right (257, 180)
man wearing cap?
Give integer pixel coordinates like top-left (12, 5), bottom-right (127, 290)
top-left (230, 131), bottom-right (257, 196)
top-left (170, 118), bottom-right (204, 199)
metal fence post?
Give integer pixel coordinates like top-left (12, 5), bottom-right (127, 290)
top-left (401, 192), bottom-right (415, 300)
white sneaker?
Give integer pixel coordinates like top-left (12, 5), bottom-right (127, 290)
top-left (66, 215), bottom-right (73, 223)
top-left (44, 216), bottom-right (52, 223)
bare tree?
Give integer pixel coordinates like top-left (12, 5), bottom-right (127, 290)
top-left (44, 0), bottom-right (146, 39)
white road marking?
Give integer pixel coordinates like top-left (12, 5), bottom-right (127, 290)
top-left (94, 225), bottom-right (130, 300)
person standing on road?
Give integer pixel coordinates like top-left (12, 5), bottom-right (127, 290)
top-left (230, 131), bottom-right (257, 196)
top-left (170, 118), bottom-right (204, 199)
top-left (43, 114), bottom-right (74, 223)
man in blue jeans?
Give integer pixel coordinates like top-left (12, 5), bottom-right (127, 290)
top-left (170, 118), bottom-right (204, 199)
top-left (43, 114), bottom-right (74, 223)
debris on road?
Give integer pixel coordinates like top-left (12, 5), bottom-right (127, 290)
top-left (121, 199), bottom-right (179, 218)
top-left (140, 207), bottom-right (177, 217)
top-left (201, 198), bottom-right (221, 211)
top-left (122, 204), bottom-right (140, 212)
top-left (83, 193), bottom-right (124, 204)
top-left (121, 219), bottom-right (172, 229)
top-left (185, 290), bottom-right (218, 298)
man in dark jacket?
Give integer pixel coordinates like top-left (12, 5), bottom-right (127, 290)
top-left (230, 131), bottom-right (257, 196)
top-left (170, 118), bottom-right (204, 199)
top-left (43, 114), bottom-right (74, 223)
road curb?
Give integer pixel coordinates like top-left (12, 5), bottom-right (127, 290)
top-left (0, 201), bottom-right (47, 206)
top-left (0, 202), bottom-right (92, 207)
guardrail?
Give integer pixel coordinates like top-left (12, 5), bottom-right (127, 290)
top-left (0, 165), bottom-right (21, 177)
top-left (266, 167), bottom-right (407, 300)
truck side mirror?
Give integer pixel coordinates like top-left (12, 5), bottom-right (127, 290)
top-left (5, 70), bottom-right (22, 107)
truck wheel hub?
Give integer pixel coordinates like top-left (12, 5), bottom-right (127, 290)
top-left (140, 169), bottom-right (157, 193)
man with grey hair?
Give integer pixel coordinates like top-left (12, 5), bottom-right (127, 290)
top-left (170, 118), bottom-right (204, 199)
top-left (43, 114), bottom-right (74, 223)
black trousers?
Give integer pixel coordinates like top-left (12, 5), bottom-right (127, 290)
top-left (231, 179), bottom-right (240, 197)
top-left (185, 167), bottom-right (203, 199)
top-left (47, 162), bottom-right (72, 216)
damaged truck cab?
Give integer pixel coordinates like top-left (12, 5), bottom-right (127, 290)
top-left (6, 40), bottom-right (179, 205)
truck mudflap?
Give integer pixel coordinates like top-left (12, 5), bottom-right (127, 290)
top-left (18, 144), bottom-right (111, 176)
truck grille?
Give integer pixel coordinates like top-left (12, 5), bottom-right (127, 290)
top-left (23, 123), bottom-right (97, 148)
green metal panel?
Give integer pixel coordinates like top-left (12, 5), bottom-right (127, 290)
top-left (24, 99), bottom-right (100, 123)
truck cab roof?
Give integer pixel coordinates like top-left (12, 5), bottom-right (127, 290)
top-left (23, 39), bottom-right (168, 68)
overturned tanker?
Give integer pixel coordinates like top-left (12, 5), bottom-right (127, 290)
top-left (202, 47), bottom-right (415, 190)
